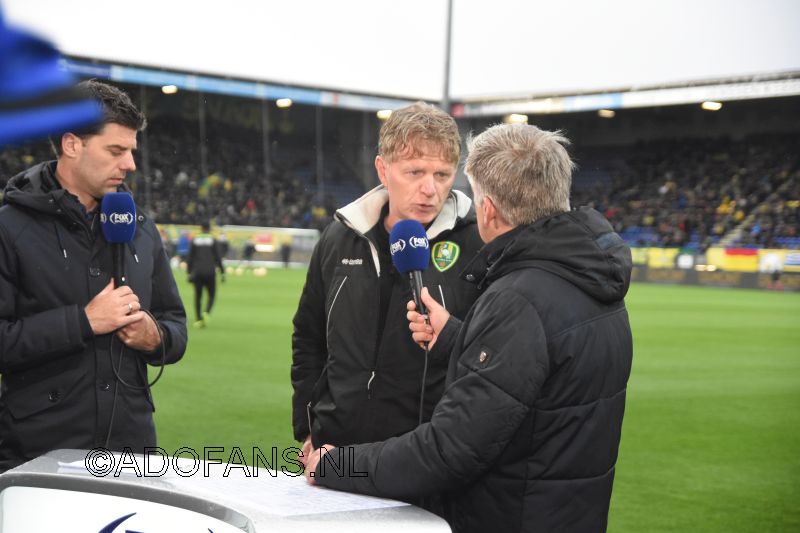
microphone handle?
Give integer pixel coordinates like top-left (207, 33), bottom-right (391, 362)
top-left (408, 271), bottom-right (427, 315)
top-left (113, 243), bottom-right (127, 287)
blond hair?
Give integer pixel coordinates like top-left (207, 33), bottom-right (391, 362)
top-left (378, 102), bottom-right (460, 165)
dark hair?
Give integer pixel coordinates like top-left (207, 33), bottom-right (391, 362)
top-left (54, 79), bottom-right (146, 155)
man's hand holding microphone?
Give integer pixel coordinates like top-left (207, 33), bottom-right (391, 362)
top-left (86, 191), bottom-right (160, 352)
top-left (406, 287), bottom-right (450, 350)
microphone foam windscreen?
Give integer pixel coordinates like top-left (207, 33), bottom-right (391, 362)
top-left (100, 192), bottom-right (136, 243)
top-left (390, 219), bottom-right (430, 274)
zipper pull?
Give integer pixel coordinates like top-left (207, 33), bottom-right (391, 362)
top-left (128, 242), bottom-right (140, 263)
top-left (366, 370), bottom-right (376, 399)
top-left (306, 401), bottom-right (313, 437)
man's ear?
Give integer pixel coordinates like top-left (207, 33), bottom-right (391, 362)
top-left (374, 155), bottom-right (388, 187)
top-left (60, 133), bottom-right (81, 158)
top-left (483, 196), bottom-right (509, 230)
top-left (482, 195), bottom-right (498, 227)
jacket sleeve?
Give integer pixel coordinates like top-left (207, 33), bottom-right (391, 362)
top-left (140, 225), bottom-right (187, 366)
top-left (427, 315), bottom-right (463, 363)
top-left (314, 289), bottom-right (549, 499)
top-left (291, 229), bottom-right (330, 441)
top-left (0, 224), bottom-right (91, 373)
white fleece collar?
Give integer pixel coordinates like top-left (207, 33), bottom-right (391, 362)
top-left (335, 185), bottom-right (472, 239)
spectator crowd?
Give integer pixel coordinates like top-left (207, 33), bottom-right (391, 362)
top-left (1, 127), bottom-right (797, 250)
top-left (570, 135), bottom-right (799, 250)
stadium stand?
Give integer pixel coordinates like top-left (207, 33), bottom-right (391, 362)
top-left (0, 92), bottom-right (796, 251)
top-left (570, 134), bottom-right (800, 251)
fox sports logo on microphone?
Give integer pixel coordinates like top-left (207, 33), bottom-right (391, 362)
top-left (100, 212), bottom-right (135, 225)
top-left (390, 238), bottom-right (406, 255)
top-left (409, 236), bottom-right (429, 249)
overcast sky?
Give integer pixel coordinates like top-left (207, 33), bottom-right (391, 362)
top-left (4, 0), bottom-right (799, 101)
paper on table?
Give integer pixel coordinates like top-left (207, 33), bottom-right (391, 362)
top-left (56, 454), bottom-right (408, 517)
top-left (162, 465), bottom-right (408, 517)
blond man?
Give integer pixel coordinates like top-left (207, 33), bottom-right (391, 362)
top-left (291, 103), bottom-right (482, 455)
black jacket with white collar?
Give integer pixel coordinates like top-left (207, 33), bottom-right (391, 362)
top-left (291, 185), bottom-right (483, 447)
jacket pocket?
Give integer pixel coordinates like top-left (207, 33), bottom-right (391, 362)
top-left (4, 364), bottom-right (87, 420)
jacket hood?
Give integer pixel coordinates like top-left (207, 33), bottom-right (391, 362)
top-left (4, 160), bottom-right (142, 220)
top-left (463, 207), bottom-right (632, 303)
top-left (4, 161), bottom-right (68, 215)
top-left (335, 185), bottom-right (474, 239)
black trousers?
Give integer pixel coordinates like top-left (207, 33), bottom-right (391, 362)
top-left (192, 273), bottom-right (216, 320)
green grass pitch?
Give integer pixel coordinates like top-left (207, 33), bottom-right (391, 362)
top-left (152, 269), bottom-right (800, 531)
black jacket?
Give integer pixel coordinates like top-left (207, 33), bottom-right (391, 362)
top-left (315, 207), bottom-right (633, 533)
top-left (0, 161), bottom-right (187, 472)
top-left (292, 186), bottom-right (483, 447)
top-left (187, 232), bottom-right (224, 278)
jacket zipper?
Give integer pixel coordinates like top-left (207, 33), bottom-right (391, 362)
top-left (326, 276), bottom-right (348, 332)
top-left (306, 402), bottom-right (313, 438)
top-left (367, 255), bottom-right (387, 399)
top-left (308, 275), bottom-right (348, 436)
top-left (367, 370), bottom-right (376, 399)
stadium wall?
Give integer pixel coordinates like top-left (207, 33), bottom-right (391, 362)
top-left (158, 224), bottom-right (320, 265)
top-left (630, 246), bottom-right (800, 291)
top-left (631, 266), bottom-right (800, 291)
top-left (632, 247), bottom-right (800, 273)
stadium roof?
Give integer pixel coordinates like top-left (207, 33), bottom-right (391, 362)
top-left (5, 0), bottom-right (799, 114)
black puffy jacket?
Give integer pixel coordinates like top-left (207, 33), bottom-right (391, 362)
top-left (0, 161), bottom-right (187, 472)
top-left (292, 186), bottom-right (483, 447)
top-left (315, 207), bottom-right (633, 533)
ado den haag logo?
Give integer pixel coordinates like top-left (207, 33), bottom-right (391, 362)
top-left (432, 241), bottom-right (460, 272)
top-left (99, 212), bottom-right (135, 224)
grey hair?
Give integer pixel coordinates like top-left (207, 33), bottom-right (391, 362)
top-left (465, 123), bottom-right (574, 225)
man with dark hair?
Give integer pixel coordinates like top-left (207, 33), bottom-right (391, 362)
top-left (187, 221), bottom-right (225, 328)
top-left (0, 80), bottom-right (187, 472)
top-left (305, 124), bottom-right (633, 533)
top-left (50, 80), bottom-right (146, 156)
top-left (292, 102), bottom-right (483, 459)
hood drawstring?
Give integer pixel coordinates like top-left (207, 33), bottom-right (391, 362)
top-left (127, 242), bottom-right (140, 264)
top-left (53, 221), bottom-right (68, 259)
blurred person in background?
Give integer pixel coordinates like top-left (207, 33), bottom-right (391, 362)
top-left (280, 235), bottom-right (292, 268)
top-left (292, 103), bottom-right (483, 466)
top-left (175, 230), bottom-right (191, 264)
top-left (305, 123), bottom-right (633, 533)
top-left (0, 80), bottom-right (187, 472)
top-left (187, 221), bottom-right (226, 328)
top-left (241, 237), bottom-right (256, 267)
